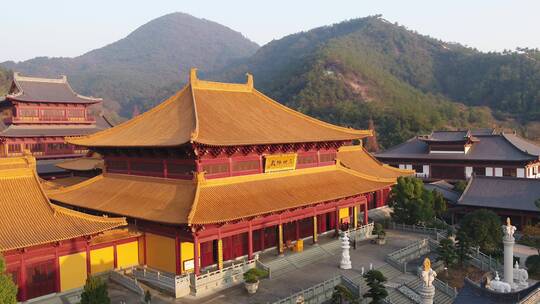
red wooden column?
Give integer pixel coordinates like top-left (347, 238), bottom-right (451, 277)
top-left (295, 221), bottom-right (300, 240)
top-left (113, 244), bottom-right (118, 269)
top-left (259, 228), bottom-right (265, 251)
top-left (86, 241), bottom-right (91, 275)
top-left (20, 251), bottom-right (27, 301)
top-left (363, 203), bottom-right (369, 225)
top-left (174, 235), bottom-right (181, 275)
top-left (313, 215), bottom-right (318, 244)
top-left (193, 233), bottom-right (200, 276)
top-left (335, 207), bottom-right (340, 234)
top-left (142, 234), bottom-right (147, 265)
top-left (248, 223), bottom-right (254, 260)
top-left (54, 245), bottom-right (60, 293)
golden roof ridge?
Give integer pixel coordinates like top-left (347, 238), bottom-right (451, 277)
top-left (252, 89), bottom-right (371, 137)
top-left (67, 84), bottom-right (192, 146)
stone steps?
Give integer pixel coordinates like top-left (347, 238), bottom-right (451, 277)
top-left (377, 264), bottom-right (403, 281)
top-left (387, 288), bottom-right (415, 304)
top-left (265, 257), bottom-right (295, 278)
top-left (286, 245), bottom-right (330, 268)
top-left (404, 277), bottom-right (454, 304)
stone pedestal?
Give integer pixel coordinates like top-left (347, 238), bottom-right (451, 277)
top-left (340, 231), bottom-right (352, 269)
top-left (502, 218), bottom-right (517, 289)
top-left (503, 238), bottom-right (514, 287)
top-left (418, 285), bottom-right (435, 304)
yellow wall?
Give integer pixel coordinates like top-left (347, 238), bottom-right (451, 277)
top-left (117, 241), bottom-right (139, 269)
top-left (339, 207), bottom-right (350, 219)
top-left (146, 233), bottom-right (176, 273)
top-left (59, 252), bottom-right (87, 292)
top-left (180, 241), bottom-right (195, 272)
top-left (90, 246), bottom-right (114, 274)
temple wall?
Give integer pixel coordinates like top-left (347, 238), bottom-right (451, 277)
top-left (145, 233), bottom-right (176, 273)
top-left (181, 241), bottom-right (195, 273)
top-left (90, 246), bottom-right (114, 274)
top-left (117, 241), bottom-right (139, 269)
top-left (59, 252), bottom-right (87, 292)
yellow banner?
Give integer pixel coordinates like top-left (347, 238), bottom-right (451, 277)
top-left (264, 153), bottom-right (297, 173)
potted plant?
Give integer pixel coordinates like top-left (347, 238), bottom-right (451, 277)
top-left (374, 223), bottom-right (386, 245)
top-left (243, 268), bottom-right (269, 294)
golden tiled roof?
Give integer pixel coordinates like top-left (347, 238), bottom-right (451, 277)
top-left (41, 176), bottom-right (91, 191)
top-left (55, 157), bottom-right (103, 171)
top-left (67, 69), bottom-right (371, 148)
top-left (48, 164), bottom-right (394, 226)
top-left (337, 145), bottom-right (414, 178)
top-left (0, 156), bottom-right (126, 252)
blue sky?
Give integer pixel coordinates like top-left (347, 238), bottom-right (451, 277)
top-left (1, 0), bottom-right (539, 62)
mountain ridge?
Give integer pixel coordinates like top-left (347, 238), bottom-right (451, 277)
top-left (2, 14), bottom-right (539, 147)
top-left (2, 12), bottom-right (259, 116)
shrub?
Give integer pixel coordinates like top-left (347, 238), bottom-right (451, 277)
top-left (0, 254), bottom-right (17, 304)
top-left (526, 255), bottom-right (540, 275)
top-left (363, 270), bottom-right (388, 303)
top-left (80, 276), bottom-right (110, 304)
top-left (243, 268), bottom-right (269, 283)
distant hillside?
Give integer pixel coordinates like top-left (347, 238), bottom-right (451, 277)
top-left (0, 66), bottom-right (11, 96)
top-left (212, 16), bottom-right (540, 147)
top-left (1, 12), bottom-right (259, 116)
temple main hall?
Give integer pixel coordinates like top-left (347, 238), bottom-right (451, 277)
top-left (46, 69), bottom-right (410, 277)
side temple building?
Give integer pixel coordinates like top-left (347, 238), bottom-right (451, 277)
top-left (0, 73), bottom-right (110, 176)
top-left (376, 130), bottom-right (540, 181)
top-left (48, 69), bottom-right (410, 276)
top-left (0, 155), bottom-right (135, 301)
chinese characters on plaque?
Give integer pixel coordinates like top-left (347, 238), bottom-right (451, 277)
top-left (264, 153), bottom-right (298, 173)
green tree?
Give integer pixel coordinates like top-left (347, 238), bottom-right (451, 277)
top-left (331, 284), bottom-right (358, 304)
top-left (0, 254), bottom-right (17, 304)
top-left (454, 181), bottom-right (467, 193)
top-left (523, 224), bottom-right (540, 256)
top-left (458, 209), bottom-right (503, 254)
top-left (389, 176), bottom-right (435, 225)
top-left (363, 270), bottom-right (388, 304)
top-left (456, 227), bottom-right (473, 266)
top-left (437, 238), bottom-right (457, 267)
top-left (80, 276), bottom-right (110, 304)
top-left (432, 190), bottom-right (447, 219)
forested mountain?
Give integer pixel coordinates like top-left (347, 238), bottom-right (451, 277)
top-left (1, 13), bottom-right (259, 116)
top-left (210, 16), bottom-right (540, 148)
top-left (2, 15), bottom-right (539, 147)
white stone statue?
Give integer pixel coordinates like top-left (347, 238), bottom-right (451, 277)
top-left (418, 258), bottom-right (437, 304)
top-left (488, 272), bottom-right (511, 293)
top-left (421, 258), bottom-right (437, 287)
top-left (513, 261), bottom-right (529, 287)
top-left (340, 231), bottom-right (352, 269)
top-left (502, 217), bottom-right (517, 241)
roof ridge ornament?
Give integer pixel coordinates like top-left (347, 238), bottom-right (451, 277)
top-left (246, 73), bottom-right (253, 89)
top-left (190, 68), bottom-right (199, 86)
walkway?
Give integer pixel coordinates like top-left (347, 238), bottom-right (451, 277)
top-left (183, 230), bottom-right (423, 304)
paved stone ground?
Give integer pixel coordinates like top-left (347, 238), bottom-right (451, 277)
top-left (178, 230), bottom-right (423, 304)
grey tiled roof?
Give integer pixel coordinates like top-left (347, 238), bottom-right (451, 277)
top-left (7, 73), bottom-right (100, 104)
top-left (376, 134), bottom-right (539, 162)
top-left (424, 130), bottom-right (469, 142)
top-left (425, 182), bottom-right (460, 204)
top-left (458, 176), bottom-right (540, 212)
top-left (37, 159), bottom-right (70, 174)
top-left (0, 125), bottom-right (105, 137)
